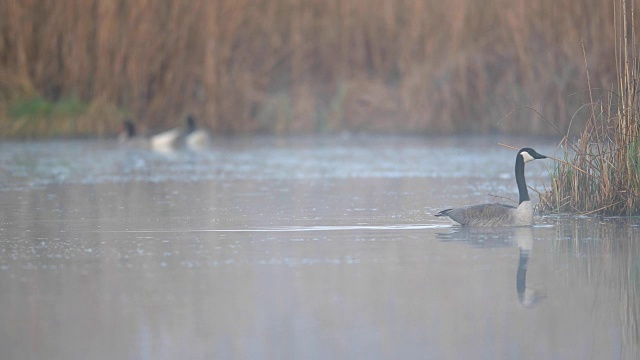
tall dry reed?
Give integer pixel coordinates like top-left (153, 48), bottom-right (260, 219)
top-left (539, 0), bottom-right (640, 215)
top-left (0, 0), bottom-right (636, 136)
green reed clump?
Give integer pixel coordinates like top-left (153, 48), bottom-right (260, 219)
top-left (8, 96), bottom-right (88, 119)
top-left (539, 0), bottom-right (640, 215)
top-left (2, 96), bottom-right (122, 138)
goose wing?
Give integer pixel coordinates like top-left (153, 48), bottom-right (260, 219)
top-left (436, 203), bottom-right (516, 227)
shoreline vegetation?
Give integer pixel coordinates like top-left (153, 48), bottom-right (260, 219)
top-left (539, 0), bottom-right (640, 216)
top-left (0, 1), bottom-right (638, 216)
top-left (0, 0), bottom-right (634, 137)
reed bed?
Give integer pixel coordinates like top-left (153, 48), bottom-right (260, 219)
top-left (539, 0), bottom-right (640, 215)
top-left (0, 0), bottom-right (635, 137)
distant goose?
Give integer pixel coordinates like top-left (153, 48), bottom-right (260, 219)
top-left (184, 115), bottom-right (211, 151)
top-left (118, 119), bottom-right (150, 148)
top-left (435, 148), bottom-right (547, 227)
top-left (118, 119), bottom-right (137, 142)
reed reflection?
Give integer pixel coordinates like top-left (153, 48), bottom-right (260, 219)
top-left (549, 217), bottom-right (640, 355)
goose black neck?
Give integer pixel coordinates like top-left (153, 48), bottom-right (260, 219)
top-left (517, 249), bottom-right (530, 303)
top-left (515, 155), bottom-right (529, 204)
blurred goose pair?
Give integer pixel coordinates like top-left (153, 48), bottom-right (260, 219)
top-left (120, 115), bottom-right (211, 151)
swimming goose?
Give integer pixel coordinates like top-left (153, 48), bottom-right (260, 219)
top-left (435, 148), bottom-right (547, 227)
top-left (118, 119), bottom-right (137, 142)
top-left (118, 119), bottom-right (151, 148)
top-left (185, 115), bottom-right (211, 151)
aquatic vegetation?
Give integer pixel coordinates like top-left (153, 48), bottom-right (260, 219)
top-left (0, 0), bottom-right (633, 135)
top-left (539, 0), bottom-right (640, 215)
top-left (2, 96), bottom-right (122, 138)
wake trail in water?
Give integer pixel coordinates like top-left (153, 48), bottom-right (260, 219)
top-left (97, 224), bottom-right (450, 233)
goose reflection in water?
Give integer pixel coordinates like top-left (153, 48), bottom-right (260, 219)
top-left (438, 227), bottom-right (546, 308)
top-left (515, 227), bottom-right (547, 308)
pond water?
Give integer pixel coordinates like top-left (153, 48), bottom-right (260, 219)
top-left (0, 136), bottom-right (639, 359)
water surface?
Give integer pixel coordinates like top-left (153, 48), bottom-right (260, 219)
top-left (0, 136), bottom-right (638, 359)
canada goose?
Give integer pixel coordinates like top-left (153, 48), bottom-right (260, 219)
top-left (435, 148), bottom-right (547, 227)
top-left (118, 119), bottom-right (137, 142)
top-left (185, 115), bottom-right (211, 151)
top-left (118, 119), bottom-right (151, 148)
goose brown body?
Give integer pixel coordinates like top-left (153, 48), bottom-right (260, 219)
top-left (436, 201), bottom-right (533, 227)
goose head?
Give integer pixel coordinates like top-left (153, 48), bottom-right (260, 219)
top-left (518, 148), bottom-right (546, 163)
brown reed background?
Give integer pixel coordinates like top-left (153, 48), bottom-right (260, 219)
top-left (0, 0), bottom-right (636, 136)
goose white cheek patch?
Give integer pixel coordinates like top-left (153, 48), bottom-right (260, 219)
top-left (520, 151), bottom-right (535, 163)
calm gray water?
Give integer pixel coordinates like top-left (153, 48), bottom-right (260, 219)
top-left (0, 136), bottom-right (638, 359)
